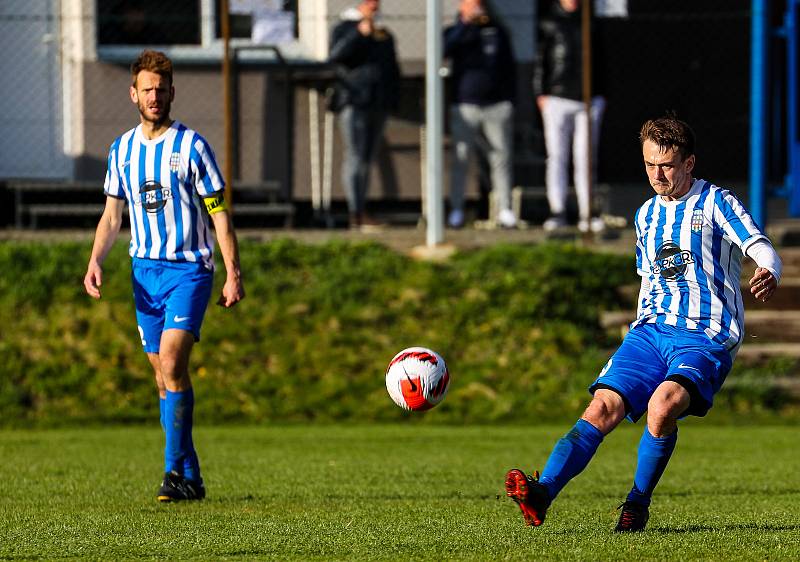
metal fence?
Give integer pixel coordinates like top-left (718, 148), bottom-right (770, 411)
top-left (0, 1), bottom-right (782, 227)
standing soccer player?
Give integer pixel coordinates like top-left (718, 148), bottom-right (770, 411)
top-left (505, 115), bottom-right (782, 531)
top-left (83, 50), bottom-right (244, 502)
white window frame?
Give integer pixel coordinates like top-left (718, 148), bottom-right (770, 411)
top-left (94, 0), bottom-right (321, 64)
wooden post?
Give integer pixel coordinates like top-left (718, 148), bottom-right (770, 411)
top-left (220, 0), bottom-right (234, 208)
top-left (581, 0), bottom-right (592, 221)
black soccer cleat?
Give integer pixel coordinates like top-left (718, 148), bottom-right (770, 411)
top-left (614, 500), bottom-right (649, 532)
top-left (157, 470), bottom-right (206, 502)
top-left (505, 468), bottom-right (551, 527)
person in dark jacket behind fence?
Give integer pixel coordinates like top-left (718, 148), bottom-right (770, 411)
top-left (534, 0), bottom-right (606, 233)
top-left (328, 0), bottom-right (401, 230)
top-left (444, 0), bottom-right (517, 229)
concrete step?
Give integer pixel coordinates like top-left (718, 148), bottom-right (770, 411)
top-left (745, 247), bottom-right (800, 277)
top-left (601, 310), bottom-right (800, 346)
top-left (724, 373), bottom-right (800, 399)
top-left (745, 277), bottom-right (800, 310)
top-left (736, 343), bottom-right (800, 361)
top-left (743, 310), bottom-right (800, 341)
top-left (766, 219), bottom-right (800, 250)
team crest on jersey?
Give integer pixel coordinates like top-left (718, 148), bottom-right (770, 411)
top-left (652, 241), bottom-right (695, 280)
top-left (690, 209), bottom-right (705, 233)
top-left (169, 152), bottom-right (181, 172)
top-left (138, 180), bottom-right (173, 213)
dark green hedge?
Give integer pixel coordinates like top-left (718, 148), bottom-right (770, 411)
top-left (1, 239), bottom-right (795, 426)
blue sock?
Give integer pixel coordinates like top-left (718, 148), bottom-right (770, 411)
top-left (163, 389), bottom-right (201, 481)
top-left (184, 449), bottom-right (201, 483)
top-left (160, 397), bottom-right (174, 475)
top-left (539, 418), bottom-right (605, 501)
top-left (179, 390), bottom-right (201, 482)
top-left (626, 428), bottom-right (677, 506)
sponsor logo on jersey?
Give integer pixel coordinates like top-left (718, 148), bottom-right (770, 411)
top-left (652, 241), bottom-right (695, 280)
top-left (169, 152), bottom-right (181, 173)
top-left (690, 209), bottom-right (705, 233)
top-left (137, 180), bottom-right (172, 213)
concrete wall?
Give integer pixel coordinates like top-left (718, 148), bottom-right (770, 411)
top-left (75, 59), bottom-right (523, 204)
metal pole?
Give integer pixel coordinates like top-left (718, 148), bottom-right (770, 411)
top-left (323, 109), bottom-right (334, 217)
top-left (581, 0), bottom-right (593, 222)
top-left (309, 88), bottom-right (321, 213)
top-left (788, 0), bottom-right (800, 217)
top-left (425, 0), bottom-right (444, 246)
top-left (749, 0), bottom-right (768, 226)
top-left (221, 0), bottom-right (234, 207)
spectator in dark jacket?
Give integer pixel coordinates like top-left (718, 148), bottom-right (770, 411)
top-left (329, 0), bottom-right (401, 229)
top-left (444, 0), bottom-right (517, 229)
top-left (534, 0), bottom-right (606, 233)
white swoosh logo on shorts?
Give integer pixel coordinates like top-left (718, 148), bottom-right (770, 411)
top-left (173, 315), bottom-right (190, 323)
top-left (678, 363), bottom-right (701, 373)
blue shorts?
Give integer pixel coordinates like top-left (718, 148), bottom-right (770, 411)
top-left (589, 323), bottom-right (733, 422)
top-left (131, 257), bottom-right (214, 353)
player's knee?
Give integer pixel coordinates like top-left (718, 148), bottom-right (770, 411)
top-left (582, 391), bottom-right (625, 434)
top-left (648, 384), bottom-right (689, 422)
top-left (646, 396), bottom-right (684, 436)
top-left (645, 405), bottom-right (674, 436)
top-left (646, 413), bottom-right (678, 438)
top-left (157, 354), bottom-right (188, 384)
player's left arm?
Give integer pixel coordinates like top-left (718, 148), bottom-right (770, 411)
top-left (746, 239), bottom-right (782, 303)
top-left (714, 189), bottom-right (782, 302)
top-left (208, 200), bottom-right (244, 308)
top-left (191, 135), bottom-right (243, 307)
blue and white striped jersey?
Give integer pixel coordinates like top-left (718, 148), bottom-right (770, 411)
top-left (104, 121), bottom-right (225, 268)
top-left (632, 179), bottom-right (767, 353)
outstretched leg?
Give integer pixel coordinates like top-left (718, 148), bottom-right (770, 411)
top-left (506, 389), bottom-right (626, 526)
top-left (540, 389), bottom-right (626, 499)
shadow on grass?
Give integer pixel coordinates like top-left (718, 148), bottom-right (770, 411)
top-left (652, 523), bottom-right (800, 534)
top-left (201, 491), bottom-right (505, 506)
top-left (660, 487), bottom-right (800, 498)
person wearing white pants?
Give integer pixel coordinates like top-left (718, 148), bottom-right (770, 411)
top-left (540, 95), bottom-right (606, 232)
top-left (535, 0), bottom-right (606, 233)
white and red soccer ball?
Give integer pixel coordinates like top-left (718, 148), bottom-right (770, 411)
top-left (385, 347), bottom-right (450, 411)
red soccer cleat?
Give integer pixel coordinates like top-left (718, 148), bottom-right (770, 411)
top-left (505, 468), bottom-right (551, 527)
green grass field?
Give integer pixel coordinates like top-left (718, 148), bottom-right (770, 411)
top-left (1, 424), bottom-right (797, 561)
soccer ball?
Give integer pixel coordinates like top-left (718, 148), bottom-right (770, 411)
top-left (385, 347), bottom-right (450, 411)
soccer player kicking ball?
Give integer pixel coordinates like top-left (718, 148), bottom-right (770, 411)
top-left (84, 50), bottom-right (244, 502)
top-left (505, 115), bottom-right (782, 532)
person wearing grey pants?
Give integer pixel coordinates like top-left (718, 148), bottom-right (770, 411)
top-left (444, 0), bottom-right (517, 229)
top-left (449, 100), bottom-right (514, 227)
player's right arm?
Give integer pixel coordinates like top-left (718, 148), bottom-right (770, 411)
top-left (84, 196), bottom-right (125, 299)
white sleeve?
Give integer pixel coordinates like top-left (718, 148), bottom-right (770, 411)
top-left (745, 239), bottom-right (782, 284)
